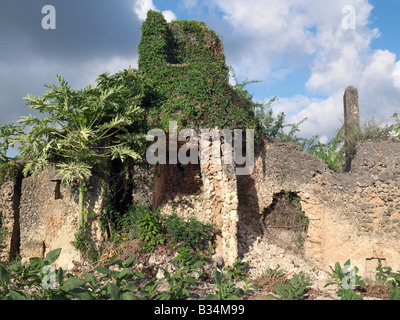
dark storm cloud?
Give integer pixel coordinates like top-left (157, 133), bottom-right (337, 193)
top-left (0, 0), bottom-right (142, 62)
top-left (0, 0), bottom-right (143, 126)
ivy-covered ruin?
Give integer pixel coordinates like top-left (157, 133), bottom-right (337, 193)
top-left (138, 10), bottom-right (257, 131)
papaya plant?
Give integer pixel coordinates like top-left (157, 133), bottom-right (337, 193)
top-left (16, 70), bottom-right (146, 227)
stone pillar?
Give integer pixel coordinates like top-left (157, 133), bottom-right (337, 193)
top-left (343, 86), bottom-right (360, 172)
top-left (199, 130), bottom-right (239, 267)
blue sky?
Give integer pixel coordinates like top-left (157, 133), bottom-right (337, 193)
top-left (0, 0), bottom-right (399, 144)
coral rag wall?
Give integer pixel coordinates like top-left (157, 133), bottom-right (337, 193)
top-left (1, 136), bottom-right (399, 275)
top-left (0, 181), bottom-right (20, 262)
top-left (18, 167), bottom-right (103, 270)
top-left (243, 137), bottom-right (400, 276)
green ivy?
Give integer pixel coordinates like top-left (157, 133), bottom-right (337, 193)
top-left (138, 10), bottom-right (257, 132)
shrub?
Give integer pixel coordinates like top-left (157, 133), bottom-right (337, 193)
top-left (74, 222), bottom-right (100, 262)
top-left (136, 208), bottom-right (166, 252)
top-left (310, 117), bottom-right (394, 172)
top-left (163, 212), bottom-right (216, 251)
top-left (254, 97), bottom-right (316, 149)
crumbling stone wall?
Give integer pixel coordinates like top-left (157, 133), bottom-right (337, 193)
top-left (244, 137), bottom-right (400, 276)
top-left (0, 181), bottom-right (20, 261)
top-left (18, 167), bottom-right (104, 270)
top-left (1, 136), bottom-right (399, 275)
top-left (149, 134), bottom-right (240, 266)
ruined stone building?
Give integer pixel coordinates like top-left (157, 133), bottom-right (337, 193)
top-left (1, 12), bottom-right (399, 276)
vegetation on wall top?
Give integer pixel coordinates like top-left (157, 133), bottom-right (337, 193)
top-left (138, 10), bottom-right (257, 132)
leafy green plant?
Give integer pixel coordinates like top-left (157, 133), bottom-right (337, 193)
top-left (163, 212), bottom-right (216, 251)
top-left (162, 260), bottom-right (205, 300)
top-left (266, 266), bottom-right (284, 276)
top-left (388, 273), bottom-right (400, 300)
top-left (138, 10), bottom-right (257, 132)
top-left (254, 97), bottom-right (316, 149)
top-left (325, 260), bottom-right (366, 300)
top-left (0, 248), bottom-right (64, 300)
top-left (310, 117), bottom-right (395, 172)
top-left (223, 259), bottom-right (257, 294)
top-left (74, 222), bottom-right (100, 262)
top-left (0, 123), bottom-right (23, 164)
top-left (1, 264), bottom-right (26, 300)
top-left (393, 113), bottom-right (400, 139)
top-left (268, 273), bottom-right (310, 300)
top-left (375, 258), bottom-right (392, 284)
top-left (205, 268), bottom-right (243, 300)
top-left (138, 278), bottom-right (166, 300)
top-left (380, 264), bottom-right (400, 300)
top-left (0, 211), bottom-right (8, 251)
top-left (309, 129), bottom-right (345, 172)
top-left (225, 258), bottom-right (248, 281)
top-left (174, 245), bottom-right (206, 266)
top-left (136, 208), bottom-right (166, 252)
top-left (17, 71), bottom-right (145, 227)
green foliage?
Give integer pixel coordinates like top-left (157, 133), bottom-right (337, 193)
top-left (204, 268), bottom-right (243, 300)
top-left (163, 211), bottom-right (216, 251)
top-left (309, 128), bottom-right (345, 172)
top-left (136, 207), bottom-right (166, 252)
top-left (114, 203), bottom-right (146, 237)
top-left (0, 211), bottom-right (8, 251)
top-left (224, 258), bottom-right (257, 294)
top-left (0, 249), bottom-right (149, 300)
top-left (393, 113), bottom-right (400, 139)
top-left (161, 259), bottom-right (205, 300)
top-left (112, 203), bottom-right (216, 257)
top-left (388, 272), bottom-right (400, 300)
top-left (266, 266), bottom-right (284, 276)
top-left (174, 246), bottom-right (205, 266)
top-left (138, 10), bottom-right (257, 131)
top-left (18, 73), bottom-right (143, 177)
top-left (74, 222), bottom-right (100, 262)
top-left (138, 278), bottom-right (168, 300)
top-left (0, 248), bottom-right (65, 300)
top-left (0, 161), bottom-right (24, 186)
top-left (254, 97), bottom-right (316, 149)
top-left (268, 273), bottom-right (310, 300)
top-left (325, 260), bottom-right (366, 300)
top-left (17, 71), bottom-right (146, 226)
top-left (0, 123), bottom-right (24, 185)
top-left (310, 117), bottom-right (395, 172)
top-left (224, 258), bottom-right (248, 281)
top-left (375, 261), bottom-right (400, 300)
top-left (0, 123), bottom-right (23, 164)
top-left (375, 258), bottom-right (392, 283)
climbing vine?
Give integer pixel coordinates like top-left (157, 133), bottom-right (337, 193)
top-left (138, 10), bottom-right (257, 132)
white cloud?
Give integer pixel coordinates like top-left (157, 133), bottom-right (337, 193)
top-left (79, 55), bottom-right (139, 87)
top-left (133, 0), bottom-right (177, 22)
top-left (211, 0), bottom-right (400, 139)
top-left (393, 61), bottom-right (400, 90)
top-left (182, 0), bottom-right (199, 9)
top-left (272, 93), bottom-right (344, 139)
